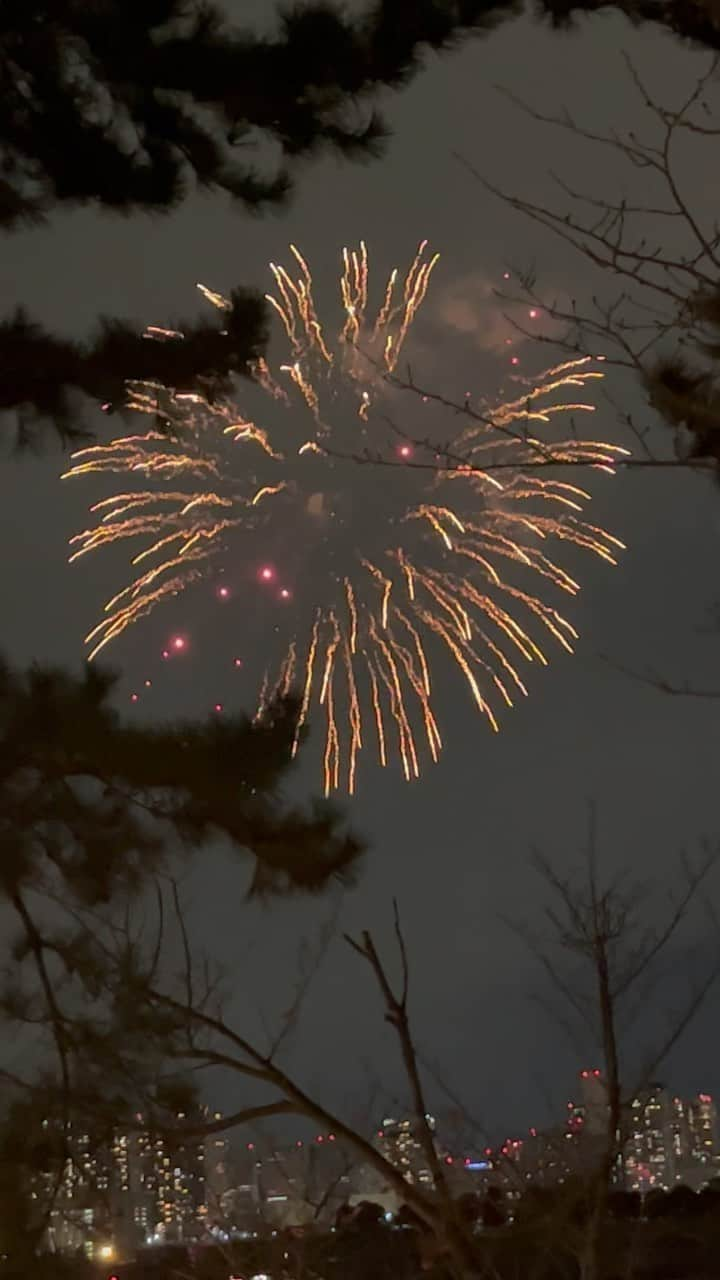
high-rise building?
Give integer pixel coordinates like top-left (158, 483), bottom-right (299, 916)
top-left (512, 1128), bottom-right (579, 1188)
top-left (579, 1069), bottom-right (608, 1137)
top-left (43, 1123), bottom-right (120, 1261)
top-left (140, 1114), bottom-right (206, 1242)
top-left (688, 1094), bottom-right (717, 1166)
top-left (41, 1109), bottom-right (214, 1256)
top-left (228, 1135), bottom-right (351, 1228)
top-left (376, 1115), bottom-right (436, 1187)
top-left (204, 1118), bottom-right (231, 1225)
top-left (669, 1096), bottom-right (691, 1172)
top-left (623, 1084), bottom-right (675, 1192)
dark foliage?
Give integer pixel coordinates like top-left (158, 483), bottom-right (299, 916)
top-left (0, 0), bottom-right (522, 442)
top-left (0, 289), bottom-right (268, 447)
top-left (1, 1), bottom-right (520, 231)
top-left (608, 1188), bottom-right (641, 1219)
top-left (537, 0), bottom-right (720, 50)
top-left (0, 657), bottom-right (363, 903)
top-left (482, 1184), bottom-right (508, 1226)
top-left (0, 657), bottom-right (363, 1264)
top-left (644, 353), bottom-right (720, 479)
top-left (629, 279), bottom-right (720, 478)
top-left (2, 0), bottom-right (717, 236)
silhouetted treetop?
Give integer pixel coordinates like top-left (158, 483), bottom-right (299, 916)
top-left (0, 658), bottom-right (363, 900)
top-left (537, 0), bottom-right (720, 49)
top-left (0, 287), bottom-right (268, 446)
top-left (1, 0), bottom-right (526, 445)
top-left (1, 0), bottom-right (522, 230)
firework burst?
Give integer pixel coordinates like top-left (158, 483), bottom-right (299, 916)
top-left (64, 242), bottom-right (626, 794)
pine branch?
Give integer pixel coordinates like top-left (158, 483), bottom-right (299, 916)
top-left (0, 288), bottom-right (268, 448)
top-left (0, 1), bottom-right (522, 232)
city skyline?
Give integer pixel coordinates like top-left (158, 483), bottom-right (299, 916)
top-left (35, 1066), bottom-right (720, 1261)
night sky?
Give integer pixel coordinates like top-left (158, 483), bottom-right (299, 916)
top-left (2, 7), bottom-right (720, 1145)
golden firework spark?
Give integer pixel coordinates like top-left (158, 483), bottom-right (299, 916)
top-left (64, 242), bottom-right (627, 794)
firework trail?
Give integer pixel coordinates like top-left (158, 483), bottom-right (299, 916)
top-left (64, 242), bottom-right (626, 794)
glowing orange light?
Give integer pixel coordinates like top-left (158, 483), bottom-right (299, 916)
top-left (65, 242), bottom-right (624, 795)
